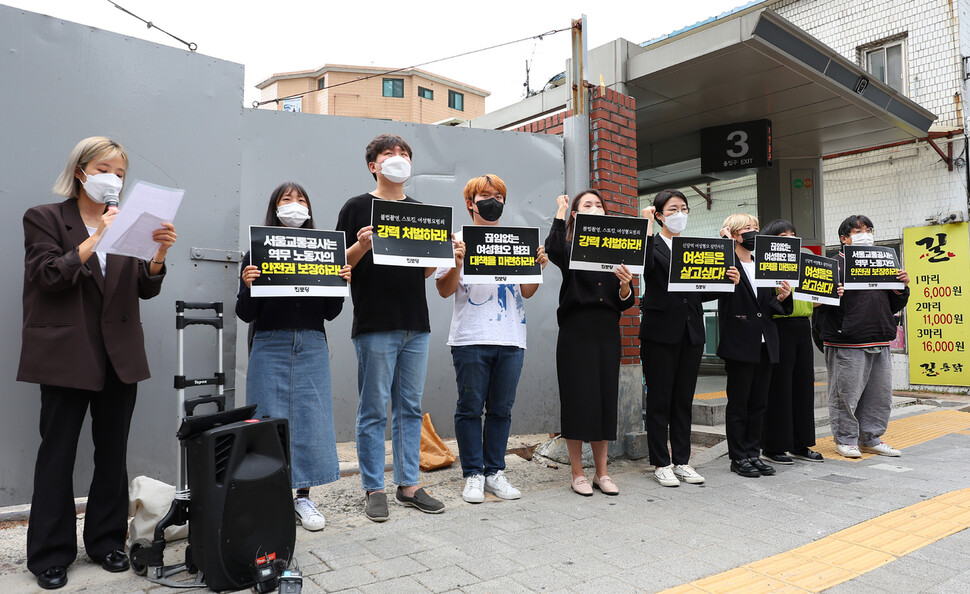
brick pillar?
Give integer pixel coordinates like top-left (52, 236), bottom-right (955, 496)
top-left (589, 87), bottom-right (640, 366)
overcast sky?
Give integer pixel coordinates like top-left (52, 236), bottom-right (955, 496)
top-left (5, 0), bottom-right (753, 111)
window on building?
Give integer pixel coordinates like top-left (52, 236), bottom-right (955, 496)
top-left (317, 77), bottom-right (326, 90)
top-left (448, 90), bottom-right (464, 111)
top-left (382, 78), bottom-right (404, 98)
top-left (865, 40), bottom-right (906, 94)
top-left (418, 86), bottom-right (433, 100)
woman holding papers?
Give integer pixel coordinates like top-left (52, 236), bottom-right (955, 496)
top-left (236, 182), bottom-right (351, 533)
top-left (717, 214), bottom-right (792, 478)
top-left (545, 190), bottom-right (635, 497)
top-left (640, 190), bottom-right (737, 487)
top-left (19, 137), bottom-right (176, 590)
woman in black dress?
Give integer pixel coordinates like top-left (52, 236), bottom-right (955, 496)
top-left (545, 190), bottom-right (635, 497)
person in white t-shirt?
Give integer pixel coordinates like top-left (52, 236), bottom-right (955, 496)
top-left (435, 174), bottom-right (548, 504)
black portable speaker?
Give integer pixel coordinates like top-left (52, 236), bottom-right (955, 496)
top-left (184, 417), bottom-right (295, 592)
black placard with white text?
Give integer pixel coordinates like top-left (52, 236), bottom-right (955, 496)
top-left (371, 199), bottom-right (454, 268)
top-left (793, 253), bottom-right (839, 306)
top-left (754, 235), bottom-right (801, 288)
top-left (668, 237), bottom-right (736, 292)
top-left (461, 226), bottom-right (542, 284)
top-left (568, 213), bottom-right (648, 273)
top-left (844, 245), bottom-right (904, 290)
top-left (250, 226), bottom-right (348, 297)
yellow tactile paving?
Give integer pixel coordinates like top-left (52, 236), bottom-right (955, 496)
top-left (958, 430), bottom-right (970, 436)
top-left (693, 383), bottom-right (827, 401)
top-left (812, 409), bottom-right (970, 460)
top-left (662, 487), bottom-right (970, 593)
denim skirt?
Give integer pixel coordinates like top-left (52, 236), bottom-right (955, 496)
top-left (246, 329), bottom-right (340, 488)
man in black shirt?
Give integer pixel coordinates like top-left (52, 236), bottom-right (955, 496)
top-left (336, 134), bottom-right (444, 521)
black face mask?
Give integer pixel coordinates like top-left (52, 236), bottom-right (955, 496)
top-left (740, 230), bottom-right (758, 251)
top-left (475, 197), bottom-right (504, 222)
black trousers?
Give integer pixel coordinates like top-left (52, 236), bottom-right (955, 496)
top-left (26, 366), bottom-right (137, 575)
top-left (763, 318), bottom-right (817, 452)
top-left (724, 345), bottom-right (772, 461)
top-left (642, 336), bottom-right (703, 467)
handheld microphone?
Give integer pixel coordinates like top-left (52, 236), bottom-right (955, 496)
top-left (104, 188), bottom-right (120, 212)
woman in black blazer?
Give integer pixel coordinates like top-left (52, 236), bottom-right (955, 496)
top-left (640, 190), bottom-right (737, 487)
top-left (717, 214), bottom-right (792, 478)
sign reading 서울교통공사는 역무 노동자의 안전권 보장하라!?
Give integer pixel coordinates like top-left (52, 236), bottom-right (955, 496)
top-left (370, 199), bottom-right (454, 268)
top-left (753, 234), bottom-right (801, 288)
top-left (249, 225), bottom-right (348, 297)
top-left (792, 253), bottom-right (839, 306)
top-left (568, 213), bottom-right (648, 274)
top-left (667, 236), bottom-right (736, 292)
top-left (904, 222), bottom-right (970, 387)
top-left (843, 245), bottom-right (905, 291)
top-left (461, 225), bottom-right (542, 285)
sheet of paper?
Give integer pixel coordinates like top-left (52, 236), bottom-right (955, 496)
top-left (93, 180), bottom-right (183, 261)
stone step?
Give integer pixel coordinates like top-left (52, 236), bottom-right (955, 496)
top-left (690, 368), bottom-right (829, 427)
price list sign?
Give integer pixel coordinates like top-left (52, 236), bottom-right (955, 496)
top-left (903, 222), bottom-right (970, 386)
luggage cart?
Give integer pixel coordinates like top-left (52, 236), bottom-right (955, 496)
top-left (129, 301), bottom-right (255, 587)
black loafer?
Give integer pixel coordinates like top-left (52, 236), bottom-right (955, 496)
top-left (791, 447), bottom-right (824, 462)
top-left (749, 457), bottom-right (777, 476)
top-left (100, 549), bottom-right (130, 573)
top-left (730, 459), bottom-right (761, 478)
top-left (37, 566), bottom-right (67, 590)
top-left (761, 451), bottom-right (794, 465)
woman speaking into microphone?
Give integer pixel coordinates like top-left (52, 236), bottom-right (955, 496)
top-left (18, 137), bottom-right (176, 590)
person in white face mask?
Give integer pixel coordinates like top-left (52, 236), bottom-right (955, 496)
top-left (545, 190), bottom-right (635, 497)
top-left (335, 134), bottom-right (445, 521)
top-left (236, 182), bottom-right (351, 533)
top-left (814, 215), bottom-right (910, 459)
top-left (640, 190), bottom-right (733, 488)
top-left (19, 137), bottom-right (177, 590)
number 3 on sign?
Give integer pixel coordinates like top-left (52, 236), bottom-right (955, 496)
top-left (727, 130), bottom-right (749, 158)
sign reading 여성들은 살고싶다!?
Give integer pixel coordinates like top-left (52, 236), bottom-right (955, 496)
top-left (793, 253), bottom-right (839, 306)
top-left (370, 199), bottom-right (454, 268)
top-left (904, 222), bottom-right (969, 386)
top-left (249, 226), bottom-right (349, 297)
top-left (568, 213), bottom-right (648, 274)
top-left (667, 237), bottom-right (736, 292)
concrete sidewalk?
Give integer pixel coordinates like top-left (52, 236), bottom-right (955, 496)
top-left (2, 406), bottom-right (969, 593)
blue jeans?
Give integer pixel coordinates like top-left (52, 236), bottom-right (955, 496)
top-left (451, 345), bottom-right (524, 477)
top-left (353, 330), bottom-right (430, 492)
top-left (247, 329), bottom-right (340, 488)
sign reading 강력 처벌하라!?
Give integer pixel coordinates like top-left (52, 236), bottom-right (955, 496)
top-left (250, 226), bottom-right (348, 297)
top-left (843, 245), bottom-right (904, 290)
top-left (793, 253), bottom-right (839, 306)
top-left (568, 213), bottom-right (648, 273)
top-left (753, 235), bottom-right (801, 288)
top-left (461, 226), bottom-right (542, 284)
top-left (667, 237), bottom-right (736, 292)
top-left (370, 199), bottom-right (454, 268)
top-left (904, 222), bottom-right (970, 387)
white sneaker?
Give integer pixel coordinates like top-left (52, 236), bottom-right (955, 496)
top-left (673, 464), bottom-right (705, 484)
top-left (484, 470), bottom-right (521, 500)
top-left (294, 496), bottom-right (326, 531)
top-left (462, 474), bottom-right (485, 503)
top-left (654, 464), bottom-right (680, 487)
top-left (860, 441), bottom-right (901, 457)
top-left (835, 443), bottom-right (863, 458)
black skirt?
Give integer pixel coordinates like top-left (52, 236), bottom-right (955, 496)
top-left (556, 308), bottom-right (620, 441)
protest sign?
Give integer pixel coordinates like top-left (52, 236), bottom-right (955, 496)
top-left (843, 245), bottom-right (904, 290)
top-left (461, 226), bottom-right (542, 284)
top-left (668, 237), bottom-right (736, 292)
top-left (371, 199), bottom-right (454, 267)
top-left (754, 235), bottom-right (801, 288)
top-left (568, 213), bottom-right (648, 273)
top-left (250, 226), bottom-right (348, 297)
top-left (793, 253), bottom-right (839, 306)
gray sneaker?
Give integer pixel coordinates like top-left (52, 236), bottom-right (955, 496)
top-left (364, 491), bottom-right (389, 522)
top-left (395, 487), bottom-right (445, 514)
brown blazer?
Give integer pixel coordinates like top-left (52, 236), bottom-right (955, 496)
top-left (17, 199), bottom-right (166, 391)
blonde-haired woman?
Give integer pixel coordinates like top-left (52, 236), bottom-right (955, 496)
top-left (19, 137), bottom-right (176, 590)
top-left (717, 214), bottom-right (791, 478)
